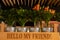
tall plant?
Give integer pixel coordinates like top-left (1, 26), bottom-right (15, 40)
top-left (43, 7), bottom-right (55, 27)
top-left (2, 8), bottom-right (18, 26)
top-left (17, 8), bottom-right (28, 27)
top-left (28, 10), bottom-right (40, 27)
top-left (37, 7), bottom-right (44, 28)
top-left (42, 11), bottom-right (53, 27)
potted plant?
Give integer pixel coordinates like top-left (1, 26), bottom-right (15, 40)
top-left (36, 7), bottom-right (44, 31)
top-left (42, 6), bottom-right (54, 32)
top-left (17, 8), bottom-right (28, 32)
top-left (28, 10), bottom-right (40, 32)
top-left (32, 4), bottom-right (43, 32)
top-left (2, 8), bottom-right (17, 32)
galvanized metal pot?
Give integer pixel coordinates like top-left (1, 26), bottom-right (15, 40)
top-left (5, 27), bottom-right (15, 32)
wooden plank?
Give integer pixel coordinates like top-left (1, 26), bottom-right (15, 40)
top-left (0, 32), bottom-right (59, 40)
top-left (0, 24), bottom-right (1, 32)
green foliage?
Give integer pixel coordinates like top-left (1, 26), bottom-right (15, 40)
top-left (1, 8), bottom-right (18, 26)
top-left (42, 11), bottom-right (53, 22)
top-left (42, 11), bottom-right (53, 26)
top-left (17, 9), bottom-right (43, 26)
top-left (54, 12), bottom-right (60, 22)
top-left (0, 7), bottom-right (56, 27)
top-left (0, 9), bottom-right (4, 22)
top-left (17, 8), bottom-right (28, 26)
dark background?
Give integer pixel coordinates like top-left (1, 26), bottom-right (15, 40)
top-left (0, 0), bottom-right (60, 12)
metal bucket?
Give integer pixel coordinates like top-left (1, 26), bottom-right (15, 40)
top-left (35, 27), bottom-right (40, 32)
top-left (21, 27), bottom-right (27, 32)
top-left (17, 27), bottom-right (22, 32)
top-left (5, 27), bottom-right (15, 32)
top-left (42, 27), bottom-right (53, 32)
top-left (29, 27), bottom-right (35, 32)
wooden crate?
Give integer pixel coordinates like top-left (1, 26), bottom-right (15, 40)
top-left (0, 21), bottom-right (60, 40)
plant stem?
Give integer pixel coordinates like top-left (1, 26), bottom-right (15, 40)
top-left (40, 21), bottom-right (42, 31)
top-left (22, 21), bottom-right (27, 27)
top-left (22, 23), bottom-right (25, 27)
top-left (45, 21), bottom-right (49, 27)
top-left (40, 21), bottom-right (42, 27)
top-left (34, 21), bottom-right (36, 27)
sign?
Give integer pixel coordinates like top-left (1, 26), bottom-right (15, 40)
top-left (0, 32), bottom-right (59, 40)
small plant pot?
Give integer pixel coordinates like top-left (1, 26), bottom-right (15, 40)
top-left (42, 27), bottom-right (47, 32)
top-left (21, 27), bottom-right (27, 32)
top-left (5, 27), bottom-right (15, 32)
top-left (42, 27), bottom-right (53, 32)
top-left (35, 27), bottom-right (40, 32)
top-left (17, 27), bottom-right (22, 32)
top-left (29, 27), bottom-right (35, 32)
top-left (48, 27), bottom-right (53, 32)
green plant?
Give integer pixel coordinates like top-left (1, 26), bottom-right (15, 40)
top-left (17, 8), bottom-right (42, 27)
top-left (1, 8), bottom-right (18, 26)
top-left (17, 8), bottom-right (28, 27)
top-left (28, 10), bottom-right (39, 27)
top-left (0, 6), bottom-right (56, 28)
top-left (37, 8), bottom-right (44, 27)
top-left (54, 12), bottom-right (60, 22)
top-left (42, 11), bottom-right (53, 27)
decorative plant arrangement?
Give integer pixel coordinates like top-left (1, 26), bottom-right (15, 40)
top-left (0, 4), bottom-right (56, 32)
top-left (16, 8), bottom-right (29, 32)
top-left (41, 6), bottom-right (55, 32)
top-left (32, 4), bottom-right (55, 32)
top-left (1, 8), bottom-right (17, 26)
top-left (27, 10), bottom-right (41, 32)
top-left (17, 8), bottom-right (28, 27)
top-left (1, 8), bottom-right (18, 32)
